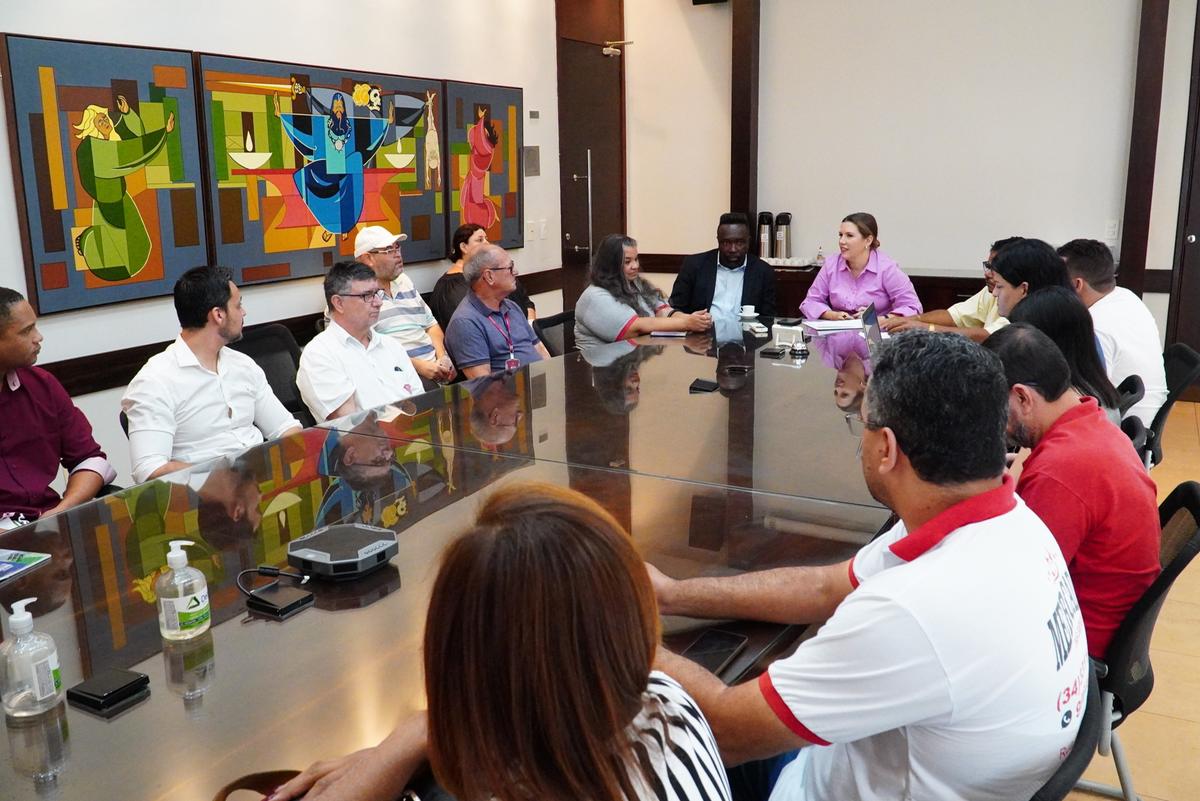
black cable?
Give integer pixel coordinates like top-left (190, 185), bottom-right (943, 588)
top-left (235, 565), bottom-right (309, 600)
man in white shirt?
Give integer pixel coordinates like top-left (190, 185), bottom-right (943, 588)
top-left (1060, 238), bottom-right (1167, 425)
top-left (298, 261), bottom-right (424, 422)
top-left (649, 332), bottom-right (1088, 801)
top-left (353, 226), bottom-right (455, 383)
top-left (122, 267), bottom-right (301, 483)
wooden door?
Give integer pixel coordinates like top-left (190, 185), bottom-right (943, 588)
top-left (556, 38), bottom-right (625, 309)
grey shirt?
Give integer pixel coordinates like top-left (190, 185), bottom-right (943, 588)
top-left (574, 285), bottom-right (669, 349)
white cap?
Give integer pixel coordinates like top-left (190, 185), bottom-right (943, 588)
top-left (9, 598), bottom-right (36, 636)
top-left (166, 540), bottom-right (195, 570)
top-left (354, 226), bottom-right (407, 258)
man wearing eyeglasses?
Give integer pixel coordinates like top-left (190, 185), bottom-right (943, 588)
top-left (647, 332), bottom-right (1088, 801)
top-left (444, 244), bottom-right (550, 378)
top-left (880, 236), bottom-right (1022, 341)
top-left (352, 226), bottom-right (456, 383)
top-left (298, 261), bottom-right (425, 421)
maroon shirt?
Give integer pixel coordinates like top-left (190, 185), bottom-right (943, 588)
top-left (0, 367), bottom-right (114, 521)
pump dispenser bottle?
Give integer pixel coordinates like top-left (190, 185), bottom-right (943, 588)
top-left (1, 598), bottom-right (64, 717)
top-left (156, 540), bottom-right (211, 640)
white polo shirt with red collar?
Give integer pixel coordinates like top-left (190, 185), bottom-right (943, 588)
top-left (760, 477), bottom-right (1088, 801)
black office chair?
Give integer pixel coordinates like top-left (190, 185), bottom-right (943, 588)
top-left (1075, 481), bottom-right (1200, 801)
top-left (228, 323), bottom-right (317, 428)
top-left (533, 310), bottom-right (576, 357)
top-left (119, 409), bottom-right (130, 439)
top-left (1029, 662), bottom-right (1102, 801)
top-left (1144, 343), bottom-right (1200, 467)
top-left (1119, 416), bottom-right (1147, 457)
top-left (1115, 374), bottom-right (1144, 417)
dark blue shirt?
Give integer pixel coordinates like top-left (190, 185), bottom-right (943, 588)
top-left (445, 292), bottom-right (544, 371)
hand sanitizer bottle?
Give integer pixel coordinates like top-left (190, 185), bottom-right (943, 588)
top-left (1, 598), bottom-right (64, 717)
top-left (156, 540), bottom-right (211, 641)
top-left (813, 245), bottom-right (825, 267)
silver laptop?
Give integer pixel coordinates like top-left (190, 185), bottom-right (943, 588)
top-left (861, 303), bottom-right (884, 357)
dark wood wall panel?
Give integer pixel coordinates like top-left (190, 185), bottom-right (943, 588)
top-left (556, 0), bottom-right (623, 44)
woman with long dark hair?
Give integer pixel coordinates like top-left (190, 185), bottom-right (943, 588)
top-left (1008, 285), bottom-right (1122, 421)
top-left (272, 483), bottom-right (732, 801)
top-left (574, 234), bottom-right (711, 348)
top-left (430, 223), bottom-right (535, 329)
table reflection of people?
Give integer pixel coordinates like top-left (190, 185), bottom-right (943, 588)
top-left (581, 343), bottom-right (664, 415)
top-left (464, 370), bottom-right (523, 446)
top-left (0, 521), bottom-right (74, 618)
top-left (317, 411), bottom-right (412, 527)
top-left (809, 332), bottom-right (871, 413)
top-left (682, 331), bottom-right (754, 396)
top-left (123, 458), bottom-right (265, 598)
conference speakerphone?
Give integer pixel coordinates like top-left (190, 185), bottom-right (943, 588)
top-left (287, 523), bottom-right (399, 581)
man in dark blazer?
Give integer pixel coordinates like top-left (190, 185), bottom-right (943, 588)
top-left (668, 212), bottom-right (778, 317)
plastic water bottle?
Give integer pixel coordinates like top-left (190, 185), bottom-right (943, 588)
top-left (156, 540), bottom-right (211, 641)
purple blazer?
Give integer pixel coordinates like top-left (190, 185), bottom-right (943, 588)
top-left (800, 250), bottom-right (922, 319)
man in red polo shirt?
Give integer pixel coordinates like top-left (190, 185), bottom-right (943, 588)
top-left (983, 322), bottom-right (1160, 657)
top-left (0, 288), bottom-right (115, 528)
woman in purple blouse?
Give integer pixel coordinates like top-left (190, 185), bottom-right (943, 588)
top-left (799, 213), bottom-right (922, 320)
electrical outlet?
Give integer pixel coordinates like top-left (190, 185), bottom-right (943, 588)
top-left (1104, 219), bottom-right (1120, 239)
top-left (526, 222), bottom-right (536, 241)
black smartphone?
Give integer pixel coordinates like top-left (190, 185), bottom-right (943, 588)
top-left (681, 629), bottom-right (749, 675)
top-left (774, 317), bottom-right (803, 327)
top-left (689, 378), bottom-right (719, 394)
top-left (67, 668), bottom-right (150, 718)
top-left (759, 346), bottom-right (787, 359)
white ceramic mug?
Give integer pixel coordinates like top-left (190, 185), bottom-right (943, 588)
top-left (741, 305), bottom-right (756, 317)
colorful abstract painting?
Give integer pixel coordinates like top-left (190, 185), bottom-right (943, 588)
top-left (444, 81), bottom-right (524, 249)
top-left (1, 36), bottom-right (208, 314)
top-left (200, 55), bottom-right (446, 286)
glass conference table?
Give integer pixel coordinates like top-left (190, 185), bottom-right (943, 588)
top-left (0, 325), bottom-right (889, 800)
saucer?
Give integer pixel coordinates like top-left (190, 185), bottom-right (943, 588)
top-left (739, 313), bottom-right (758, 321)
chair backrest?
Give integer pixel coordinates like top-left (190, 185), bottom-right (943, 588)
top-left (1148, 343), bottom-right (1200, 464)
top-left (1116, 374), bottom-right (1145, 416)
top-left (119, 409), bottom-right (130, 439)
top-left (1101, 481), bottom-right (1200, 723)
top-left (227, 323), bottom-right (316, 428)
top-left (1028, 662), bottom-right (1103, 801)
top-left (1119, 415), bottom-right (1147, 457)
top-left (533, 310), bottom-right (576, 357)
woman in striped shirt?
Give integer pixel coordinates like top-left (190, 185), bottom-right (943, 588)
top-left (271, 483), bottom-right (731, 801)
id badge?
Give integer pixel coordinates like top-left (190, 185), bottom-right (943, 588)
top-left (505, 356), bottom-right (520, 370)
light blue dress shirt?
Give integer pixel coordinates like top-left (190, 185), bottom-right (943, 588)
top-left (710, 255), bottom-right (747, 320)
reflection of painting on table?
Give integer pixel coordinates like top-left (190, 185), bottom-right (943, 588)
top-left (444, 81), bottom-right (523, 249)
top-left (1, 36), bottom-right (208, 314)
top-left (200, 55), bottom-right (446, 285)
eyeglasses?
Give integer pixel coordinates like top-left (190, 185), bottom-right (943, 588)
top-left (844, 413), bottom-right (883, 437)
top-left (981, 260), bottom-right (994, 272)
top-left (370, 245), bottom-right (402, 255)
top-left (488, 262), bottom-right (516, 275)
top-left (338, 289), bottom-right (387, 303)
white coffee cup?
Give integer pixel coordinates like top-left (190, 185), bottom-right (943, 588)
top-left (741, 305), bottom-right (756, 317)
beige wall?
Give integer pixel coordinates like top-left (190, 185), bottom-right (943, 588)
top-left (625, 0), bottom-right (1197, 280)
top-left (625, 0), bottom-right (732, 253)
